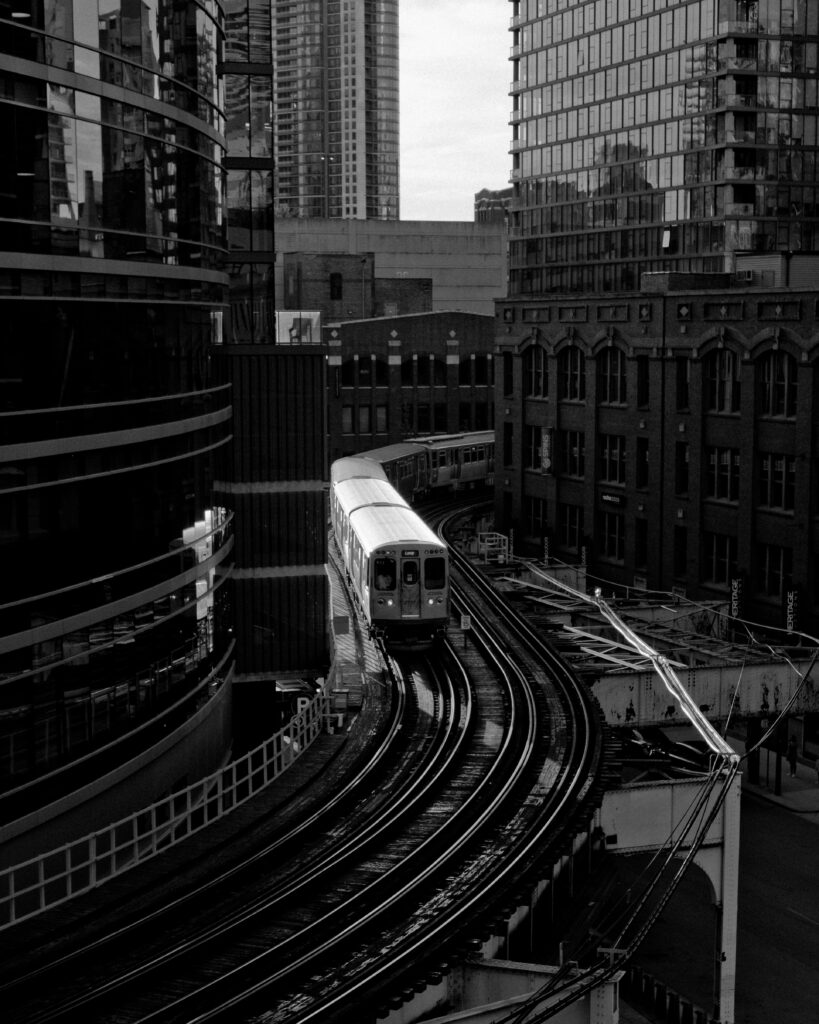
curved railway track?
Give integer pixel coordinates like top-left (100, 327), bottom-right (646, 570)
top-left (0, 503), bottom-right (606, 1024)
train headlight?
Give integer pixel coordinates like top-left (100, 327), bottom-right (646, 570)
top-left (428, 598), bottom-right (434, 605)
top-left (387, 599), bottom-right (394, 607)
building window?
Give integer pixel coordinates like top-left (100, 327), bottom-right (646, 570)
top-left (758, 453), bottom-right (795, 510)
top-left (329, 272), bottom-right (342, 300)
top-left (598, 433), bottom-right (627, 485)
top-left (635, 518), bottom-right (648, 569)
top-left (524, 345), bottom-right (548, 397)
top-left (358, 355), bottom-right (372, 386)
top-left (503, 422), bottom-right (514, 466)
top-left (475, 354), bottom-right (491, 385)
top-left (675, 442), bottom-right (689, 494)
top-left (401, 357), bottom-right (414, 386)
top-left (557, 429), bottom-right (585, 477)
top-left (341, 405), bottom-right (354, 433)
top-left (676, 356), bottom-right (690, 411)
top-left (459, 357), bottom-right (471, 386)
top-left (674, 526), bottom-right (687, 578)
top-left (341, 359), bottom-right (355, 386)
top-left (704, 349), bottom-right (741, 413)
top-left (756, 543), bottom-right (792, 599)
top-left (375, 404), bottom-right (388, 433)
top-left (702, 531), bottom-right (738, 585)
top-left (374, 357), bottom-right (388, 386)
top-left (358, 405), bottom-right (371, 433)
top-left (705, 446), bottom-right (740, 502)
top-left (525, 495), bottom-right (547, 537)
top-left (558, 503), bottom-right (584, 552)
top-left (417, 356), bottom-right (431, 386)
top-left (417, 403), bottom-right (430, 432)
top-left (525, 424), bottom-right (543, 470)
top-left (503, 352), bottom-right (514, 396)
top-left (757, 351), bottom-right (797, 418)
top-left (598, 510), bottom-right (625, 562)
top-left (598, 347), bottom-right (627, 404)
top-left (459, 402), bottom-right (472, 430)
top-left (636, 436), bottom-right (649, 489)
top-left (433, 356), bottom-right (447, 386)
top-left (434, 402), bottom-right (447, 431)
top-left (637, 355), bottom-right (650, 407)
top-left (557, 345), bottom-right (586, 400)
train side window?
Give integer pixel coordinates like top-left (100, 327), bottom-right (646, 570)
top-left (425, 557), bottom-right (446, 589)
top-left (374, 557), bottom-right (396, 591)
top-left (403, 560), bottom-right (419, 585)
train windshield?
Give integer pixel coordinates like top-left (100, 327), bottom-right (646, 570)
top-left (402, 560), bottom-right (419, 585)
top-left (425, 557), bottom-right (446, 590)
top-left (373, 557), bottom-right (396, 591)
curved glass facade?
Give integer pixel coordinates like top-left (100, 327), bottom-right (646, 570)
top-left (2, 0), bottom-right (225, 267)
top-left (508, 0), bottom-right (819, 294)
top-left (0, 1), bottom-right (233, 796)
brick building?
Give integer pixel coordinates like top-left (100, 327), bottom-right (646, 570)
top-left (496, 268), bottom-right (819, 637)
top-left (327, 312), bottom-right (496, 463)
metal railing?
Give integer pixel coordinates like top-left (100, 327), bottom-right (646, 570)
top-left (0, 685), bottom-right (330, 930)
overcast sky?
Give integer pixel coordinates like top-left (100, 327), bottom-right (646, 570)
top-left (399, 1), bottom-right (511, 222)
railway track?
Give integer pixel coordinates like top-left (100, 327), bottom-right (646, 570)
top-left (1, 505), bottom-right (605, 1023)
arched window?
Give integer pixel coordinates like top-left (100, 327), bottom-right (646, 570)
top-left (757, 350), bottom-right (797, 418)
top-left (597, 347), bottom-right (627, 404)
top-left (557, 345), bottom-right (586, 401)
top-left (524, 345), bottom-right (548, 398)
top-left (704, 349), bottom-right (741, 413)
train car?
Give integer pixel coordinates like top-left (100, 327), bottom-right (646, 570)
top-left (415, 431), bottom-right (495, 491)
top-left (357, 441), bottom-right (429, 503)
top-left (330, 457), bottom-right (449, 642)
top-left (357, 431), bottom-right (496, 502)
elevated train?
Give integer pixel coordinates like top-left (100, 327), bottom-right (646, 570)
top-left (330, 457), bottom-right (449, 642)
top-left (357, 430), bottom-right (495, 504)
top-left (330, 432), bottom-right (494, 642)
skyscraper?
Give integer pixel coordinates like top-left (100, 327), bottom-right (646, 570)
top-left (507, 0), bottom-right (819, 295)
top-left (225, 0), bottom-right (399, 228)
top-left (0, 0), bottom-right (234, 839)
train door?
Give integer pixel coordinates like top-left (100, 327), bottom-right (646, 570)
top-left (399, 552), bottom-right (421, 618)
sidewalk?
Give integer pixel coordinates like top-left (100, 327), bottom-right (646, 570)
top-left (726, 733), bottom-right (819, 817)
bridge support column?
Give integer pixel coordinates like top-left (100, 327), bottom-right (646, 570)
top-left (694, 770), bottom-right (741, 1024)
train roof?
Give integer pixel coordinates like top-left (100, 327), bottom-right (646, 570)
top-left (334, 477), bottom-right (408, 517)
top-left (415, 431), bottom-right (495, 451)
top-left (349, 504), bottom-right (443, 555)
top-left (357, 441), bottom-right (426, 464)
top-left (331, 456), bottom-right (389, 485)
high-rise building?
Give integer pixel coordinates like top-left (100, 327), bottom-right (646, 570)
top-left (497, 0), bottom-right (819, 637)
top-left (224, 0), bottom-right (399, 231)
top-left (273, 0), bottom-right (399, 220)
top-left (0, 0), bottom-right (234, 846)
top-left (507, 0), bottom-right (819, 295)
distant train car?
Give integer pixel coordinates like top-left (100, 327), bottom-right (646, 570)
top-left (358, 431), bottom-right (495, 503)
top-left (415, 431), bottom-right (495, 491)
top-left (357, 441), bottom-right (429, 503)
top-left (330, 458), bottom-right (449, 642)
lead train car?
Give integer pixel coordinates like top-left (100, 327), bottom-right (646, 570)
top-left (330, 457), bottom-right (449, 642)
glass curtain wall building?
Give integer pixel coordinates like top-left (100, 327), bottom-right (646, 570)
top-left (508, 0), bottom-right (819, 295)
top-left (0, 0), bottom-right (234, 812)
